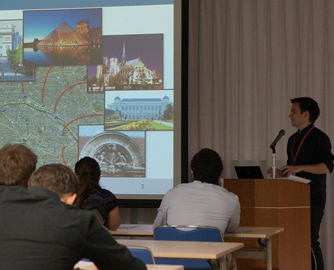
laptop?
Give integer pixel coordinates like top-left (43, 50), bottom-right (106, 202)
top-left (234, 166), bottom-right (264, 179)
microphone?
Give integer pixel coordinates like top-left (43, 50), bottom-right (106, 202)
top-left (270, 129), bottom-right (285, 149)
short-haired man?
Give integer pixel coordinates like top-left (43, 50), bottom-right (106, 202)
top-left (271, 97), bottom-right (333, 270)
top-left (0, 143), bottom-right (37, 187)
top-left (153, 148), bottom-right (240, 234)
top-left (0, 163), bottom-right (146, 270)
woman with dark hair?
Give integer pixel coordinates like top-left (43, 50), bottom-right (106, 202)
top-left (75, 156), bottom-right (121, 230)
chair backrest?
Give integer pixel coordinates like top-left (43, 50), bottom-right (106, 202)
top-left (153, 225), bottom-right (223, 269)
top-left (128, 246), bottom-right (155, 264)
top-left (154, 225), bottom-right (223, 242)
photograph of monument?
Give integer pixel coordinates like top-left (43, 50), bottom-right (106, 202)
top-left (23, 9), bottom-right (102, 66)
top-left (87, 34), bottom-right (163, 91)
top-left (78, 125), bottom-right (146, 178)
top-left (104, 90), bottom-right (173, 131)
top-left (0, 20), bottom-right (34, 81)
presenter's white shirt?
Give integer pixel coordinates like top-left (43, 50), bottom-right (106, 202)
top-left (153, 181), bottom-right (240, 233)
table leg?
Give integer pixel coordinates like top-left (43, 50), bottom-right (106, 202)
top-left (266, 238), bottom-right (272, 270)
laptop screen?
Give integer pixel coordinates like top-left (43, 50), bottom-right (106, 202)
top-left (234, 166), bottom-right (264, 179)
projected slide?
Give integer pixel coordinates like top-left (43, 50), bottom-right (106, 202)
top-left (0, 0), bottom-right (175, 197)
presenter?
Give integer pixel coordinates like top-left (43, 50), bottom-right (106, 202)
top-left (270, 97), bottom-right (333, 270)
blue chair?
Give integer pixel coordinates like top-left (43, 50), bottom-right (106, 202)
top-left (128, 246), bottom-right (155, 264)
top-left (154, 225), bottom-right (224, 269)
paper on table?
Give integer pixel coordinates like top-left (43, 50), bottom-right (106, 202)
top-left (283, 175), bottom-right (310, 184)
top-left (74, 261), bottom-right (95, 270)
top-left (233, 228), bottom-right (248, 234)
top-left (121, 225), bottom-right (138, 229)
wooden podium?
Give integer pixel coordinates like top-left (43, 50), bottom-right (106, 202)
top-left (224, 179), bottom-right (311, 270)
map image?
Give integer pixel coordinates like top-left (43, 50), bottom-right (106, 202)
top-left (0, 65), bottom-right (104, 168)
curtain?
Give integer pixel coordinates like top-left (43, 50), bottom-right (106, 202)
top-left (188, 0), bottom-right (334, 268)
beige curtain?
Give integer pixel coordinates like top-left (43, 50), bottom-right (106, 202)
top-left (188, 0), bottom-right (334, 268)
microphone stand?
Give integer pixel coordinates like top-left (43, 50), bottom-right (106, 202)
top-left (270, 145), bottom-right (276, 179)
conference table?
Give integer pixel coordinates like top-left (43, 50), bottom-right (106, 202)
top-left (111, 224), bottom-right (284, 270)
top-left (117, 239), bottom-right (244, 270)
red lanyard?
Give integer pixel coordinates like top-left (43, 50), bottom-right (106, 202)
top-left (291, 126), bottom-right (315, 165)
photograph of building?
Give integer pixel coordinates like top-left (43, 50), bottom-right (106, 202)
top-left (88, 34), bottom-right (163, 91)
top-left (23, 9), bottom-right (102, 66)
top-left (105, 90), bottom-right (173, 131)
top-left (0, 20), bottom-right (34, 81)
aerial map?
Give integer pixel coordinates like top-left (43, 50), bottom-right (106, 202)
top-left (0, 65), bottom-right (104, 168)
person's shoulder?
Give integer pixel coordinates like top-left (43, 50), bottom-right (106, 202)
top-left (65, 203), bottom-right (94, 215)
top-left (218, 186), bottom-right (239, 200)
top-left (313, 127), bottom-right (331, 140)
top-left (226, 190), bottom-right (239, 203)
top-left (83, 188), bottom-right (118, 214)
top-left (176, 182), bottom-right (194, 188)
top-left (99, 188), bottom-right (118, 209)
top-left (288, 131), bottom-right (298, 140)
top-left (0, 185), bottom-right (29, 201)
top-left (190, 181), bottom-right (238, 200)
top-left (0, 185), bottom-right (55, 202)
top-left (163, 182), bottom-right (191, 196)
top-left (62, 203), bottom-right (97, 225)
top-left (55, 204), bottom-right (104, 238)
top-left (99, 188), bottom-right (116, 198)
top-left (86, 187), bottom-right (115, 201)
top-left (0, 185), bottom-right (26, 193)
top-left (173, 181), bottom-right (200, 191)
top-left (202, 182), bottom-right (240, 202)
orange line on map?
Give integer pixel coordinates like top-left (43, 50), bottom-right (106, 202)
top-left (61, 145), bottom-right (68, 166)
top-left (61, 114), bottom-right (103, 134)
top-left (42, 65), bottom-right (53, 104)
top-left (53, 81), bottom-right (87, 113)
top-left (21, 78), bottom-right (24, 95)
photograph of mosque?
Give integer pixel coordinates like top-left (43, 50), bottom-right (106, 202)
top-left (104, 90), bottom-right (173, 131)
top-left (87, 34), bottom-right (163, 91)
top-left (0, 20), bottom-right (34, 81)
top-left (23, 9), bottom-right (102, 66)
top-left (78, 125), bottom-right (146, 177)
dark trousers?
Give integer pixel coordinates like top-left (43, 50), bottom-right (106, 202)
top-left (311, 202), bottom-right (325, 270)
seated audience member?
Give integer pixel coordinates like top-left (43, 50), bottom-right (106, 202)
top-left (153, 149), bottom-right (240, 269)
top-left (0, 163), bottom-right (146, 270)
top-left (0, 143), bottom-right (37, 187)
top-left (75, 156), bottom-right (121, 230)
top-left (153, 148), bottom-right (240, 233)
